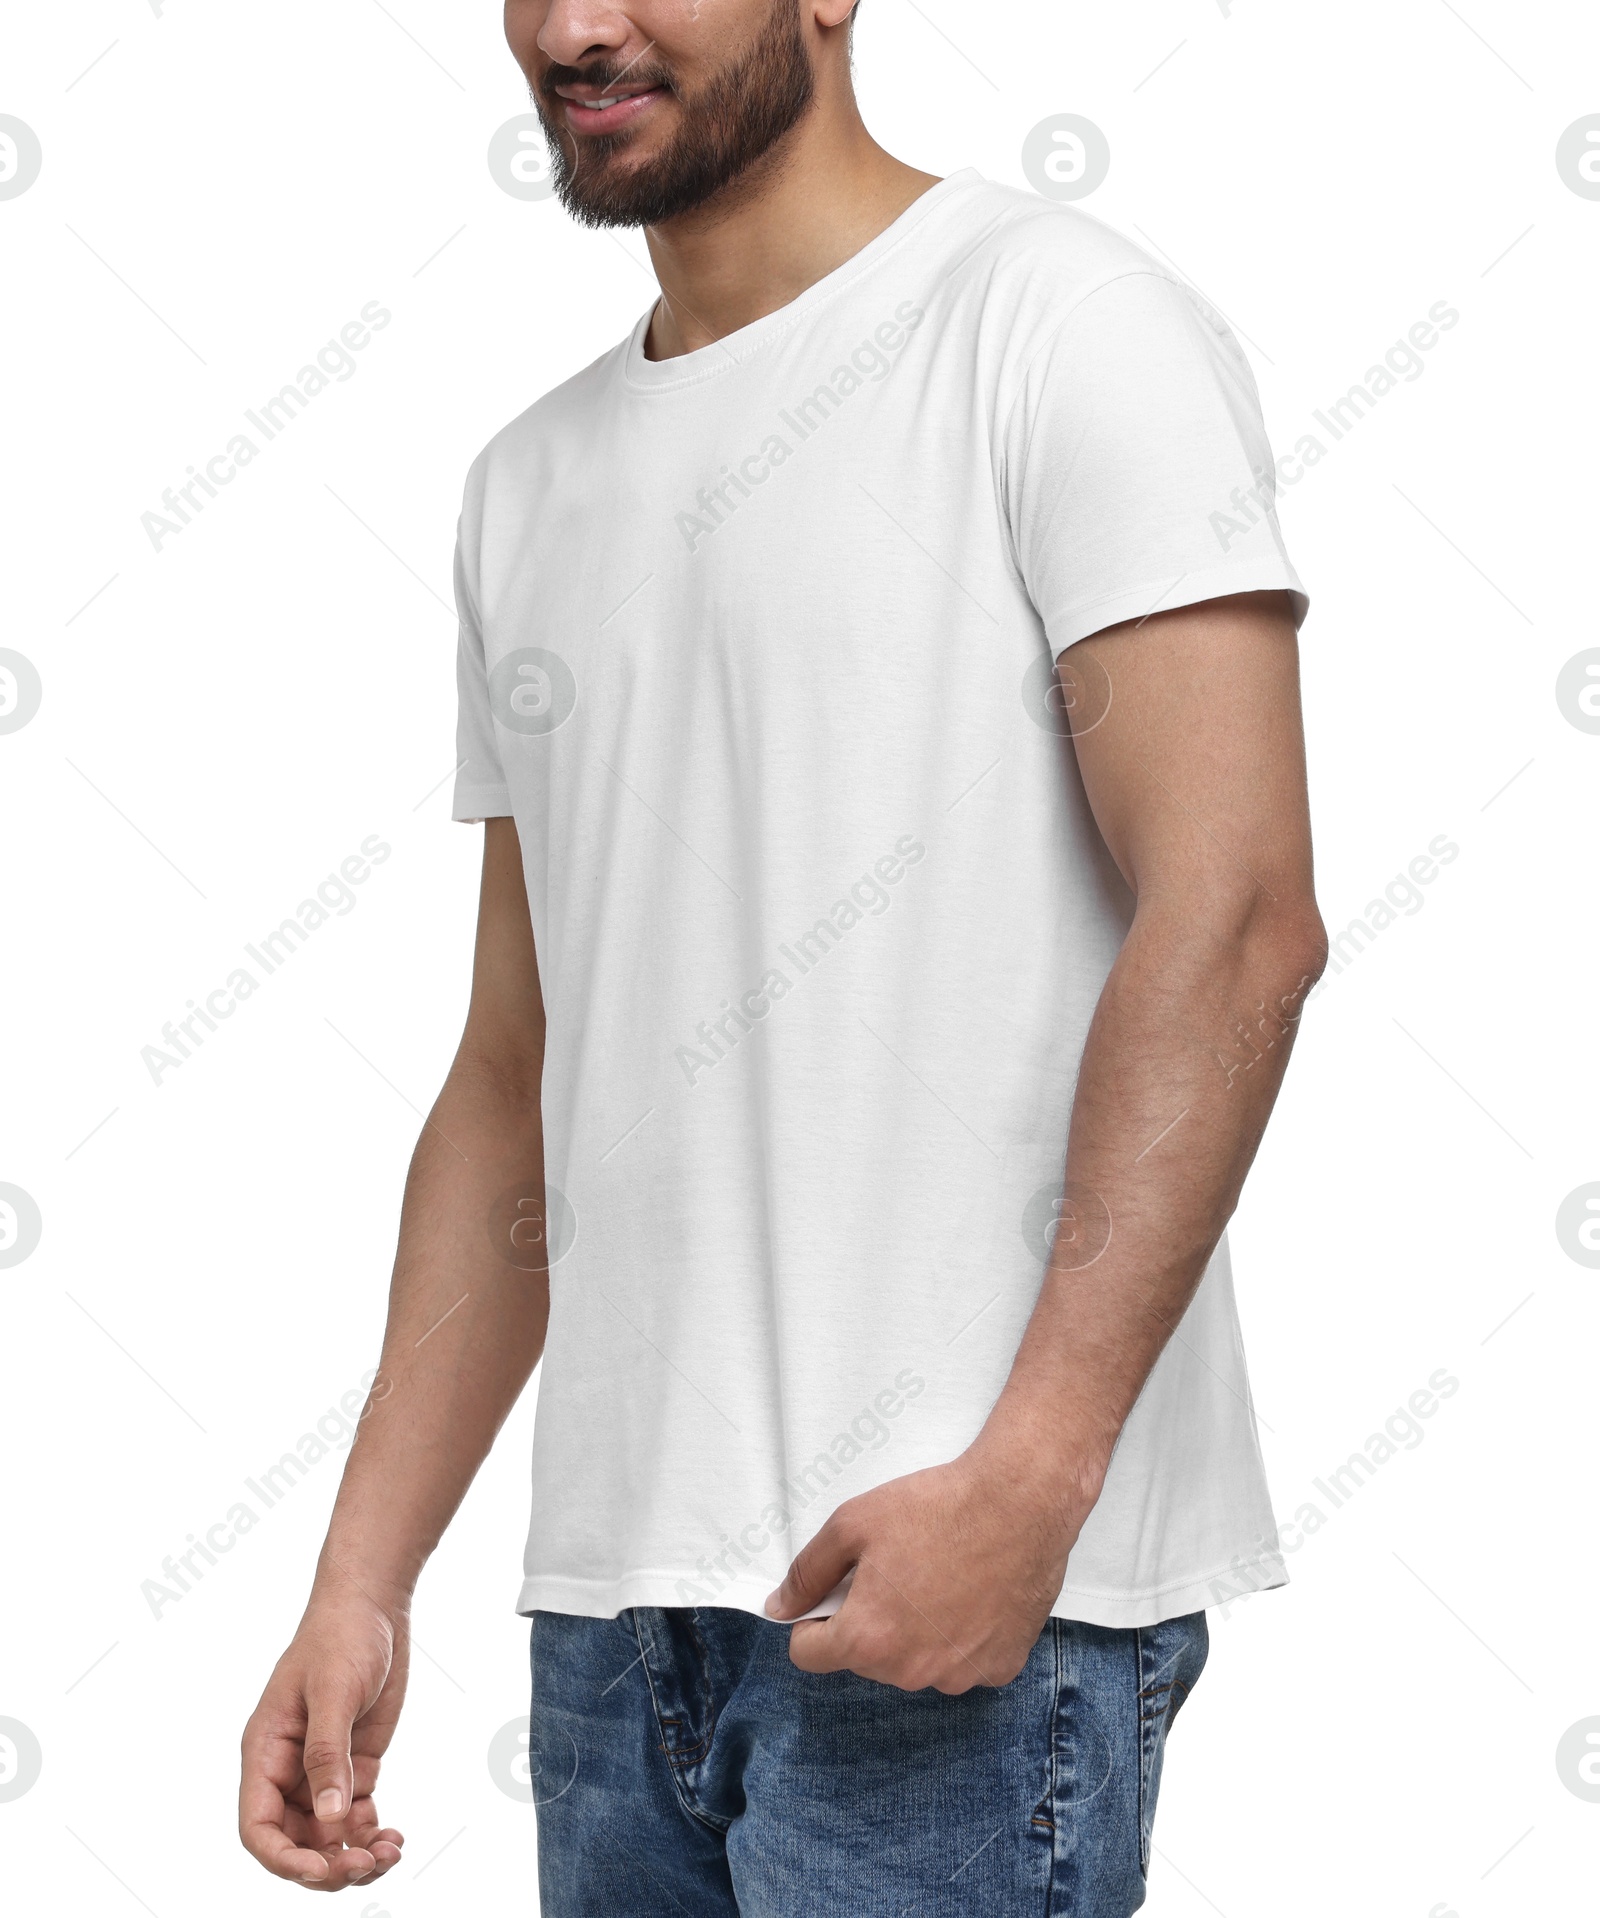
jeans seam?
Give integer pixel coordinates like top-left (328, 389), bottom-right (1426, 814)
top-left (629, 1609), bottom-right (732, 1839)
top-left (1136, 1614), bottom-right (1206, 1880)
top-left (1043, 1616), bottom-right (1065, 1916)
top-left (1137, 1625), bottom-right (1152, 1878)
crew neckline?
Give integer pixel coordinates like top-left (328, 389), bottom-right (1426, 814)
top-left (622, 167), bottom-right (982, 392)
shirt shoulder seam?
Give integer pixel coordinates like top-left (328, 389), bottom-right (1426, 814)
top-left (996, 266), bottom-right (1193, 450)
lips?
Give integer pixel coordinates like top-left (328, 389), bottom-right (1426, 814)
top-left (556, 85), bottom-right (667, 135)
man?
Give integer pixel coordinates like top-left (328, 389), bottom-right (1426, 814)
top-left (239, 1), bottom-right (1325, 1911)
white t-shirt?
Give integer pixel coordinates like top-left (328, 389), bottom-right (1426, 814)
top-left (452, 169), bottom-right (1306, 1629)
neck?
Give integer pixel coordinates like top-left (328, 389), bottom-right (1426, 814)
top-left (641, 94), bottom-right (939, 359)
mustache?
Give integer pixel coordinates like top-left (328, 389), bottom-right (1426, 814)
top-left (542, 58), bottom-right (677, 95)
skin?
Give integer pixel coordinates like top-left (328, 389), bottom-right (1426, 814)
top-left (239, 0), bottom-right (1327, 1889)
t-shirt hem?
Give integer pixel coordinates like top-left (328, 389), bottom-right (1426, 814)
top-left (1046, 558), bottom-right (1309, 653)
top-left (1053, 1556), bottom-right (1288, 1628)
top-left (514, 1554), bottom-right (1288, 1631)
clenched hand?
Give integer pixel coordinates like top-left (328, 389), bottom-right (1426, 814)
top-left (764, 1446), bottom-right (1098, 1693)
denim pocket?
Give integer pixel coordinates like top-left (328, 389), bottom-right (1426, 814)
top-left (1136, 1611), bottom-right (1208, 1877)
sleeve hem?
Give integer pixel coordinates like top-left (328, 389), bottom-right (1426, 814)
top-left (451, 783), bottom-right (514, 824)
top-left (1044, 559), bottom-right (1309, 653)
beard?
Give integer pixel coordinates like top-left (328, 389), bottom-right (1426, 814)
top-left (534, 1), bottom-right (817, 229)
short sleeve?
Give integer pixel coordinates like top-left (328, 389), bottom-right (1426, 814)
top-left (450, 489), bottom-right (513, 824)
top-left (1001, 270), bottom-right (1309, 652)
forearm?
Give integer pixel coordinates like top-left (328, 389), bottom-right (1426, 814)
top-left (308, 1045), bottom-right (550, 1616)
top-left (976, 897), bottom-right (1325, 1499)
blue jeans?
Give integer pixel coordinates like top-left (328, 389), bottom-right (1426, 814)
top-left (529, 1605), bottom-right (1208, 1916)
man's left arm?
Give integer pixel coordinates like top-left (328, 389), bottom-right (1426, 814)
top-left (766, 589), bottom-right (1327, 1691)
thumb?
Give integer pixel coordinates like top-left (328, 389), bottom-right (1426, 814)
top-left (301, 1673), bottom-right (361, 1833)
top-left (764, 1512), bottom-right (858, 1621)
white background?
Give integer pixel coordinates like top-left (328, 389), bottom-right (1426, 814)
top-left (2, 1), bottom-right (1596, 1914)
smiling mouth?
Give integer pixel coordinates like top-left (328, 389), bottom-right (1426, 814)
top-left (555, 84), bottom-right (669, 134)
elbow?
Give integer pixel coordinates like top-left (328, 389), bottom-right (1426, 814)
top-left (1132, 875), bottom-right (1328, 1012)
top-left (1239, 899), bottom-right (1328, 1039)
top-left (1257, 897), bottom-right (1329, 998)
top-left (1152, 883), bottom-right (1328, 1004)
top-left (1208, 899), bottom-right (1327, 1086)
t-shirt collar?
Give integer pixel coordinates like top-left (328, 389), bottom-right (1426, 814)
top-left (621, 167), bottom-right (982, 392)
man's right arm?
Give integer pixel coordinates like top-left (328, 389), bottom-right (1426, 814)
top-left (240, 815), bottom-right (548, 1891)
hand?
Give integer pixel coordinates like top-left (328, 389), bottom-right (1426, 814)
top-left (763, 1445), bottom-right (1099, 1693)
top-left (239, 1590), bottom-right (409, 1890)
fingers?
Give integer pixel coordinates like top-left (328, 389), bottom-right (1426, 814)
top-left (285, 1751), bottom-right (384, 1815)
top-left (239, 1715), bottom-right (309, 1880)
top-left (239, 1752), bottom-right (377, 1889)
top-left (786, 1574), bottom-right (921, 1683)
top-left (764, 1511), bottom-right (857, 1621)
top-left (300, 1673), bottom-right (362, 1838)
top-left (345, 1814), bottom-right (406, 1874)
top-left (243, 1830), bottom-right (378, 1891)
top-left (787, 1601), bottom-right (970, 1690)
top-left (240, 1777), bottom-right (402, 1888)
top-left (783, 1555), bottom-right (890, 1677)
top-left (784, 1613), bottom-right (857, 1675)
top-left (240, 1673), bottom-right (406, 1889)
top-left (783, 1558), bottom-right (1005, 1692)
